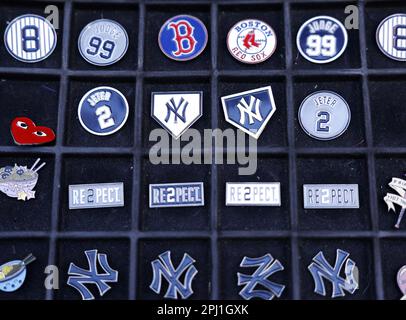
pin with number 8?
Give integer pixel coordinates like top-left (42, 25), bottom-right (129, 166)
top-left (78, 19), bottom-right (129, 66)
top-left (296, 16), bottom-right (348, 64)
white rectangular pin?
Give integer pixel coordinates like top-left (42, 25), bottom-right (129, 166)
top-left (225, 182), bottom-right (281, 206)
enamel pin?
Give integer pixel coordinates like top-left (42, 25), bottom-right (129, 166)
top-left (296, 16), bottom-right (348, 64)
top-left (221, 86), bottom-right (276, 139)
top-left (158, 15), bottom-right (208, 61)
top-left (0, 254), bottom-right (36, 292)
top-left (78, 86), bottom-right (129, 136)
top-left (237, 254), bottom-right (285, 300)
top-left (299, 91), bottom-right (351, 141)
top-left (308, 249), bottom-right (359, 298)
top-left (0, 158), bottom-right (45, 201)
top-left (151, 91), bottom-right (203, 139)
top-left (69, 182), bottom-right (124, 210)
top-left (397, 266), bottom-right (406, 300)
top-left (303, 184), bottom-right (359, 209)
top-left (376, 14), bottom-right (406, 62)
top-left (149, 182), bottom-right (204, 208)
top-left (11, 117), bottom-right (55, 145)
top-left (78, 19), bottom-right (129, 66)
top-left (4, 14), bottom-right (57, 63)
top-left (384, 176), bottom-right (406, 229)
top-left (227, 19), bottom-right (277, 64)
top-left (150, 251), bottom-right (198, 299)
top-left (226, 182), bottom-right (281, 206)
top-left (67, 249), bottom-right (118, 300)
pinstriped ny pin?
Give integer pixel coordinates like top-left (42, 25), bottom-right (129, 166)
top-left (4, 14), bottom-right (57, 63)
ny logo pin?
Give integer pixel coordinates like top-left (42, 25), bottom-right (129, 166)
top-left (67, 249), bottom-right (118, 300)
top-left (308, 249), bottom-right (359, 298)
top-left (151, 92), bottom-right (203, 139)
top-left (0, 158), bottom-right (45, 201)
top-left (221, 86), bottom-right (276, 139)
top-left (237, 254), bottom-right (285, 300)
top-left (384, 176), bottom-right (406, 229)
top-left (150, 251), bottom-right (198, 299)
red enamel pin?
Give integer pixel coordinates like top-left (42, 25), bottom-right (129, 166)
top-left (11, 117), bottom-right (55, 145)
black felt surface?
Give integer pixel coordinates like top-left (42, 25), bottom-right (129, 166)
top-left (0, 0), bottom-right (404, 301)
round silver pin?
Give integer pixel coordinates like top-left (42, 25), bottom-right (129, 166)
top-left (78, 19), bottom-right (129, 66)
top-left (376, 13), bottom-right (406, 62)
top-left (298, 91), bottom-right (351, 140)
top-left (4, 14), bottom-right (57, 63)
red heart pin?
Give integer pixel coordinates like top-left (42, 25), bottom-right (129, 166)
top-left (11, 117), bottom-right (56, 145)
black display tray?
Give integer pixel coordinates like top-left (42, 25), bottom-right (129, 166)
top-left (0, 0), bottom-right (404, 300)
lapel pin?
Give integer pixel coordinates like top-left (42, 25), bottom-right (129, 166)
top-left (299, 91), bottom-right (351, 141)
top-left (0, 253), bottom-right (36, 292)
top-left (397, 266), bottom-right (406, 300)
top-left (384, 175), bottom-right (406, 229)
top-left (150, 251), bottom-right (198, 299)
top-left (78, 86), bottom-right (129, 136)
top-left (296, 16), bottom-right (348, 64)
top-left (226, 182), bottom-right (281, 206)
top-left (221, 86), bottom-right (276, 139)
top-left (4, 14), bottom-right (57, 63)
top-left (303, 184), bottom-right (359, 209)
top-left (158, 15), bottom-right (208, 61)
top-left (237, 254), bottom-right (285, 300)
top-left (11, 117), bottom-right (55, 145)
top-left (151, 91), bottom-right (203, 139)
top-left (0, 158), bottom-right (46, 201)
top-left (376, 14), bottom-right (406, 62)
top-left (69, 182), bottom-right (124, 210)
top-left (67, 249), bottom-right (118, 300)
top-left (227, 19), bottom-right (277, 64)
top-left (149, 182), bottom-right (204, 208)
top-left (308, 249), bottom-right (359, 298)
top-left (78, 19), bottom-right (129, 66)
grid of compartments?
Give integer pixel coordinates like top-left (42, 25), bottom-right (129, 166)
top-left (0, 0), bottom-right (405, 300)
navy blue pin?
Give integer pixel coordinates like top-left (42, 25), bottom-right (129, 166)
top-left (158, 15), bottom-right (208, 61)
top-left (296, 16), bottom-right (348, 64)
top-left (78, 86), bottom-right (129, 136)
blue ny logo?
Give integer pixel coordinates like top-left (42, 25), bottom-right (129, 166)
top-left (67, 249), bottom-right (118, 300)
top-left (165, 97), bottom-right (188, 124)
top-left (308, 249), bottom-right (359, 298)
top-left (150, 250), bottom-right (198, 299)
top-left (221, 86), bottom-right (276, 139)
top-left (237, 254), bottom-right (285, 300)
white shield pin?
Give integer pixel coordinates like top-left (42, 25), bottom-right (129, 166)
top-left (151, 91), bottom-right (203, 139)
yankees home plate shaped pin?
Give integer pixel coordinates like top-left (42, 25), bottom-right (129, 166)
top-left (299, 91), bottom-right (351, 141)
top-left (4, 14), bottom-right (57, 63)
top-left (78, 19), bottom-right (129, 66)
top-left (376, 14), bottom-right (406, 62)
top-left (227, 19), bottom-right (277, 64)
top-left (158, 15), bottom-right (208, 61)
top-left (296, 16), bottom-right (348, 64)
top-left (221, 86), bottom-right (276, 139)
top-left (78, 86), bottom-right (129, 136)
top-left (151, 91), bottom-right (203, 139)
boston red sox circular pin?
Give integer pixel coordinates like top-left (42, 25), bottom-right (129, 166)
top-left (158, 15), bottom-right (208, 61)
top-left (226, 19), bottom-right (277, 64)
top-left (296, 16), bottom-right (348, 64)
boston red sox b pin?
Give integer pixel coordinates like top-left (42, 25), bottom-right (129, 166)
top-left (158, 15), bottom-right (208, 61)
